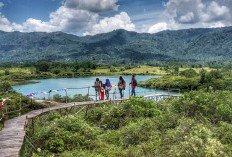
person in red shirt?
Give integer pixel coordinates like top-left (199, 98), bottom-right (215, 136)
top-left (100, 83), bottom-right (105, 100)
top-left (130, 75), bottom-right (137, 96)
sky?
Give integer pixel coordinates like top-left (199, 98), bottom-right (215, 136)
top-left (0, 0), bottom-right (232, 36)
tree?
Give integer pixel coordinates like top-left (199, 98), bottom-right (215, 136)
top-left (4, 70), bottom-right (10, 75)
top-left (199, 69), bottom-right (207, 84)
top-left (35, 61), bottom-right (50, 72)
top-left (0, 82), bottom-right (13, 93)
top-left (73, 62), bottom-right (80, 72)
top-left (180, 69), bottom-right (197, 78)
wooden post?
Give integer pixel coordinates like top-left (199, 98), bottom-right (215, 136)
top-left (32, 118), bottom-right (35, 134)
top-left (49, 92), bottom-right (51, 101)
top-left (85, 104), bottom-right (88, 116)
top-left (65, 108), bottom-right (69, 118)
top-left (25, 116), bottom-right (28, 130)
top-left (114, 88), bottom-right (116, 99)
top-left (129, 86), bottom-right (131, 98)
top-left (87, 87), bottom-right (90, 98)
top-left (19, 95), bottom-right (22, 116)
top-left (155, 84), bottom-right (157, 95)
top-left (5, 103), bottom-right (8, 120)
top-left (145, 85), bottom-right (147, 96)
top-left (65, 89), bottom-right (68, 103)
top-left (1, 108), bottom-right (4, 128)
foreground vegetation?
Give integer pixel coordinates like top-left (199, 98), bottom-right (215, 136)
top-left (22, 90), bottom-right (232, 156)
top-left (0, 81), bottom-right (46, 130)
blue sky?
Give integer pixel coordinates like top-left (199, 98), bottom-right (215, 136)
top-left (0, 0), bottom-right (231, 36)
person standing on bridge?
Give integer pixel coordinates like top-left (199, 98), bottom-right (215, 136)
top-left (100, 83), bottom-right (105, 100)
top-left (105, 79), bottom-right (111, 100)
top-left (118, 76), bottom-right (126, 98)
top-left (130, 75), bottom-right (137, 96)
top-left (94, 78), bottom-right (101, 100)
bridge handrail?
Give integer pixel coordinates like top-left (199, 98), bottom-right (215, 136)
top-left (0, 85), bottom-right (181, 123)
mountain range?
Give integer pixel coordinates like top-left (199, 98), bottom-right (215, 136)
top-left (0, 26), bottom-right (232, 64)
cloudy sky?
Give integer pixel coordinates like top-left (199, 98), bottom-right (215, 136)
top-left (0, 0), bottom-right (231, 36)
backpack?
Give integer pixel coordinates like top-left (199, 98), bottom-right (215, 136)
top-left (123, 80), bottom-right (126, 90)
top-left (133, 79), bottom-right (137, 86)
top-left (107, 86), bottom-right (111, 91)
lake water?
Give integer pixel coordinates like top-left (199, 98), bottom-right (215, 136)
top-left (13, 75), bottom-right (178, 100)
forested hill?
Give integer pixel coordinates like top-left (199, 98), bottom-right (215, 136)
top-left (0, 26), bottom-right (232, 64)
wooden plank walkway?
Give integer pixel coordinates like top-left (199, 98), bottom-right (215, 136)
top-left (0, 99), bottom-right (128, 157)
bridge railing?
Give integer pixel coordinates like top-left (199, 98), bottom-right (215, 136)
top-left (0, 85), bottom-right (181, 124)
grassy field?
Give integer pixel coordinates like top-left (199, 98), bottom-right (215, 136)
top-left (0, 67), bottom-right (34, 75)
top-left (91, 66), bottom-right (213, 75)
top-left (91, 66), bottom-right (167, 75)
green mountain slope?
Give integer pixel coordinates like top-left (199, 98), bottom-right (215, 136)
top-left (0, 27), bottom-right (232, 64)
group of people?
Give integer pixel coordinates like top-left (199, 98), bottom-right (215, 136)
top-left (94, 75), bottom-right (137, 100)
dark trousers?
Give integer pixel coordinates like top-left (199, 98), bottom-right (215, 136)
top-left (105, 90), bottom-right (109, 100)
top-left (119, 88), bottom-right (123, 98)
top-left (131, 87), bottom-right (136, 96)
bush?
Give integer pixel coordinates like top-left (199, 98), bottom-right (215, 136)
top-left (0, 81), bottom-right (13, 92)
top-left (4, 70), bottom-right (10, 75)
top-left (35, 61), bottom-right (50, 72)
top-left (110, 67), bottom-right (117, 72)
top-left (24, 95), bottom-right (232, 156)
top-left (173, 90), bottom-right (232, 123)
top-left (180, 69), bottom-right (198, 78)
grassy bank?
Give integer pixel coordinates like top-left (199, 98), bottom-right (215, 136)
top-left (139, 69), bottom-right (232, 91)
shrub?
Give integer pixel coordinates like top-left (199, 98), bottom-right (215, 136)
top-left (180, 69), bottom-right (198, 78)
top-left (173, 90), bottom-right (232, 123)
top-left (4, 70), bottom-right (10, 75)
top-left (0, 81), bottom-right (13, 92)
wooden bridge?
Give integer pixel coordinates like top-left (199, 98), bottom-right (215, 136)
top-left (0, 94), bottom-right (180, 157)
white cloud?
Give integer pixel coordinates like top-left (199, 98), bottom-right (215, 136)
top-left (201, 1), bottom-right (230, 22)
top-left (49, 6), bottom-right (98, 33)
top-left (164, 0), bottom-right (203, 24)
top-left (0, 13), bottom-right (12, 32)
top-left (84, 12), bottom-right (135, 36)
top-left (23, 18), bottom-right (59, 32)
top-left (179, 12), bottom-right (195, 23)
top-left (64, 0), bottom-right (119, 12)
top-left (164, 0), bottom-right (232, 25)
top-left (203, 21), bottom-right (225, 28)
top-left (21, 5), bottom-right (99, 33)
top-left (148, 22), bottom-right (168, 34)
top-left (0, 0), bottom-right (117, 34)
top-left (0, 2), bottom-right (4, 9)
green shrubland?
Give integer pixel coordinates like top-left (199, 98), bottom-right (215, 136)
top-left (140, 69), bottom-right (232, 91)
top-left (22, 91), bottom-right (232, 156)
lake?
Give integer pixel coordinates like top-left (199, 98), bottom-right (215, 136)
top-left (13, 75), bottom-right (178, 100)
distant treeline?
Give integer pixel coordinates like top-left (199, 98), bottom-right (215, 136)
top-left (1, 60), bottom-right (232, 70)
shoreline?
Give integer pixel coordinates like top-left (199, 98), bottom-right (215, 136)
top-left (11, 73), bottom-right (164, 86)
